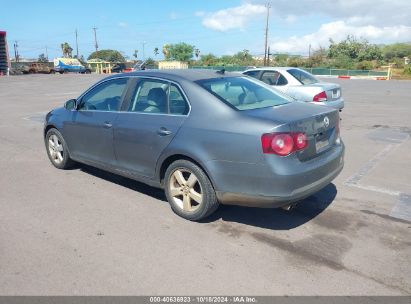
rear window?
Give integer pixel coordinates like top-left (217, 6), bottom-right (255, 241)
top-left (196, 77), bottom-right (291, 111)
top-left (287, 68), bottom-right (318, 85)
top-left (243, 70), bottom-right (260, 78)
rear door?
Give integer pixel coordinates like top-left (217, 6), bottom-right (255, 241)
top-left (113, 78), bottom-right (189, 178)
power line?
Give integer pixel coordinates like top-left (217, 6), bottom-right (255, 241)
top-left (263, 2), bottom-right (271, 66)
top-left (92, 27), bottom-right (98, 53)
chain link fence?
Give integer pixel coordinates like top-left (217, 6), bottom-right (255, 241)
top-left (189, 66), bottom-right (389, 78)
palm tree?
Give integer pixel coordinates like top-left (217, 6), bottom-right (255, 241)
top-left (154, 47), bottom-right (159, 57)
top-left (133, 50), bottom-right (138, 60)
top-left (60, 42), bottom-right (73, 58)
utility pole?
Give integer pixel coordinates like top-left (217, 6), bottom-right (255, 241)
top-left (45, 46), bottom-right (48, 61)
top-left (142, 41), bottom-right (146, 61)
top-left (13, 41), bottom-right (19, 62)
top-left (263, 2), bottom-right (271, 66)
top-left (308, 44), bottom-right (311, 59)
top-left (92, 27), bottom-right (98, 53)
top-left (75, 29), bottom-right (79, 58)
top-left (267, 46), bottom-right (270, 66)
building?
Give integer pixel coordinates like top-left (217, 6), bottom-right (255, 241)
top-left (158, 61), bottom-right (188, 70)
top-left (0, 31), bottom-right (10, 75)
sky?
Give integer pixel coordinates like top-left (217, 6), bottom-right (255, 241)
top-left (1, 0), bottom-right (411, 60)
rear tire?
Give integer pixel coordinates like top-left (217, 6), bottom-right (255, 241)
top-left (164, 160), bottom-right (219, 221)
top-left (45, 128), bottom-right (75, 169)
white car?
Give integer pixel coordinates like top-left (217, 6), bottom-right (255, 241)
top-left (243, 67), bottom-right (344, 110)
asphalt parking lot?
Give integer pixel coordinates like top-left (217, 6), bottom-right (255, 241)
top-left (0, 74), bottom-right (410, 295)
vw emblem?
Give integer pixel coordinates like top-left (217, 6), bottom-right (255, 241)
top-left (323, 116), bottom-right (330, 128)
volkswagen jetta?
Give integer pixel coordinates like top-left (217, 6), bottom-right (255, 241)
top-left (44, 69), bottom-right (344, 221)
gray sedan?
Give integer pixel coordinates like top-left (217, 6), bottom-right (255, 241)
top-left (44, 69), bottom-right (344, 221)
top-left (243, 67), bottom-right (344, 110)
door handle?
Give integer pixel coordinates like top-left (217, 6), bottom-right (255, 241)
top-left (103, 121), bottom-right (112, 128)
top-left (157, 127), bottom-right (172, 136)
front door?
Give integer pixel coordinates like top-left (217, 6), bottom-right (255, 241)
top-left (63, 78), bottom-right (129, 166)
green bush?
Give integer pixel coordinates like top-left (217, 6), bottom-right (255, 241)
top-left (355, 60), bottom-right (374, 70)
top-left (403, 65), bottom-right (411, 75)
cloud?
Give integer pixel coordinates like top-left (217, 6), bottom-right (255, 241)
top-left (268, 0), bottom-right (411, 27)
top-left (270, 21), bottom-right (411, 54)
top-left (201, 3), bottom-right (266, 31)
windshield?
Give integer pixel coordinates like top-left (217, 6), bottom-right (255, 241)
top-left (287, 68), bottom-right (318, 85)
top-left (196, 77), bottom-right (291, 111)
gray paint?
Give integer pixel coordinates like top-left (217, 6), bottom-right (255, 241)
top-left (45, 70), bottom-right (344, 207)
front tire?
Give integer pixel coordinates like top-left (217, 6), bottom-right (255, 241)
top-left (164, 160), bottom-right (219, 221)
top-left (45, 128), bottom-right (75, 169)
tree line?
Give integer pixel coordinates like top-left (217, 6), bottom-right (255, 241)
top-left (39, 36), bottom-right (411, 75)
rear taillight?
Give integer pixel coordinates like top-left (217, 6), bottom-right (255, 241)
top-left (261, 132), bottom-right (308, 156)
top-left (313, 91), bottom-right (327, 102)
top-left (293, 133), bottom-right (308, 150)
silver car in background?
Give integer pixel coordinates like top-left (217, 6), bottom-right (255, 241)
top-left (243, 67), bottom-right (344, 110)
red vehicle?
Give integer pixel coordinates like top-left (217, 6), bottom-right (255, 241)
top-left (0, 31), bottom-right (10, 76)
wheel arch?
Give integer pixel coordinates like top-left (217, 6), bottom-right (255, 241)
top-left (158, 154), bottom-right (216, 189)
top-left (44, 124), bottom-right (58, 138)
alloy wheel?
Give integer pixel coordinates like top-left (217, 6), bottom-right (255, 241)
top-left (168, 169), bottom-right (203, 212)
top-left (48, 134), bottom-right (64, 164)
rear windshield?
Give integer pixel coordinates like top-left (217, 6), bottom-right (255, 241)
top-left (196, 77), bottom-right (291, 111)
top-left (287, 68), bottom-right (318, 85)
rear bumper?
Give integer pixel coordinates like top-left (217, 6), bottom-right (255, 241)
top-left (209, 142), bottom-right (344, 208)
top-left (309, 98), bottom-right (344, 110)
top-left (216, 161), bottom-right (343, 207)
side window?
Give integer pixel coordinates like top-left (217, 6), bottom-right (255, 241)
top-left (128, 79), bottom-right (169, 114)
top-left (260, 71), bottom-right (280, 85)
top-left (276, 73), bottom-right (288, 86)
top-left (79, 78), bottom-right (128, 111)
top-left (128, 80), bottom-right (189, 115)
top-left (243, 70), bottom-right (260, 79)
top-left (169, 84), bottom-right (189, 115)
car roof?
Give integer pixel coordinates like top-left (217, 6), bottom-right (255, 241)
top-left (107, 69), bottom-right (242, 82)
top-left (244, 67), bottom-right (300, 72)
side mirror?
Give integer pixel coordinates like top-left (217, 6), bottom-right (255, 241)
top-left (64, 99), bottom-right (77, 110)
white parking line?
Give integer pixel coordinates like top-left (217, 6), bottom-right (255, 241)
top-left (344, 144), bottom-right (399, 193)
top-left (390, 194), bottom-right (411, 222)
top-left (344, 128), bottom-right (411, 222)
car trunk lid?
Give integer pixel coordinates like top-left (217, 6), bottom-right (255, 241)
top-left (309, 82), bottom-right (342, 102)
top-left (245, 102), bottom-right (339, 160)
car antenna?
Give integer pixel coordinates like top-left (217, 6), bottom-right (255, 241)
top-left (216, 68), bottom-right (225, 74)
